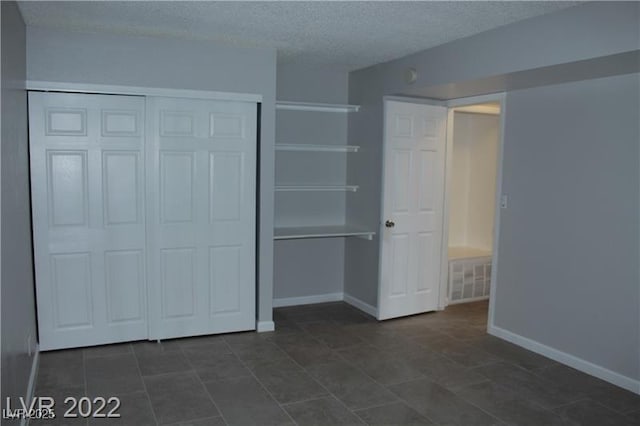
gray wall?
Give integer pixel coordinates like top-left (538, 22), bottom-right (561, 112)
top-left (1, 1), bottom-right (38, 417)
top-left (377, 1), bottom-right (640, 98)
top-left (274, 64), bottom-right (350, 301)
top-left (26, 26), bottom-right (277, 325)
top-left (496, 74), bottom-right (639, 380)
top-left (347, 1), bottom-right (640, 306)
top-left (347, 1), bottom-right (640, 383)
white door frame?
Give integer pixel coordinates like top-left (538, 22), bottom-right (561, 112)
top-left (440, 93), bottom-right (507, 333)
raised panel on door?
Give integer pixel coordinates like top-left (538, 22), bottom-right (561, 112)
top-left (209, 245), bottom-right (242, 315)
top-left (160, 152), bottom-right (195, 224)
top-left (104, 250), bottom-right (145, 324)
top-left (30, 92), bottom-right (147, 350)
top-left (103, 151), bottom-right (141, 225)
top-left (160, 248), bottom-right (197, 319)
top-left (147, 96), bottom-right (256, 340)
top-left (47, 151), bottom-right (88, 227)
top-left (379, 100), bottom-right (447, 320)
top-left (50, 252), bottom-right (93, 329)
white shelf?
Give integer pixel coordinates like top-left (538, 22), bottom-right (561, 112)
top-left (276, 101), bottom-right (360, 113)
top-left (275, 185), bottom-right (358, 192)
top-left (276, 144), bottom-right (359, 153)
top-left (448, 246), bottom-right (492, 260)
top-left (274, 225), bottom-right (375, 241)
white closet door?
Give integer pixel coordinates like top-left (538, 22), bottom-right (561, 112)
top-left (378, 100), bottom-right (447, 320)
top-left (146, 97), bottom-right (256, 340)
top-left (29, 92), bottom-right (148, 350)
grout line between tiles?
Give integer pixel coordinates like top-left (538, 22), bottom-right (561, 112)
top-left (132, 346), bottom-right (161, 426)
top-left (222, 338), bottom-right (300, 426)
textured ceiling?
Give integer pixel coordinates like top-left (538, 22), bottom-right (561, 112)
top-left (18, 1), bottom-right (579, 71)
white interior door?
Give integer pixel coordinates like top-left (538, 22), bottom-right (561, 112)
top-left (146, 97), bottom-right (257, 340)
top-left (378, 100), bottom-right (447, 320)
top-left (29, 92), bottom-right (148, 350)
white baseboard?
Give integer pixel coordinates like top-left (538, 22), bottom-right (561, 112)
top-left (343, 293), bottom-right (378, 318)
top-left (488, 325), bottom-right (640, 395)
top-left (273, 292), bottom-right (344, 308)
top-left (22, 346), bottom-right (40, 426)
top-left (256, 321), bottom-right (275, 332)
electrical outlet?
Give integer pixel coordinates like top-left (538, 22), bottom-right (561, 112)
top-left (500, 194), bottom-right (508, 209)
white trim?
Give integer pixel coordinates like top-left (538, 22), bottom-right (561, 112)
top-left (26, 81), bottom-right (262, 103)
top-left (275, 144), bottom-right (359, 153)
top-left (343, 293), bottom-right (378, 318)
top-left (382, 95), bottom-right (446, 106)
top-left (275, 185), bottom-right (358, 192)
top-left (446, 93), bottom-right (506, 108)
top-left (489, 325), bottom-right (640, 395)
top-left (273, 292), bottom-right (344, 308)
top-left (22, 348), bottom-right (40, 426)
top-left (276, 101), bottom-right (359, 113)
top-left (256, 321), bottom-right (275, 333)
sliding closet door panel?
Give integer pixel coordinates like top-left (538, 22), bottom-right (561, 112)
top-left (29, 92), bottom-right (147, 350)
top-left (146, 97), bottom-right (256, 340)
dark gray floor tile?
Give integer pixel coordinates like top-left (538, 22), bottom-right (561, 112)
top-left (36, 302), bottom-right (613, 426)
top-left (89, 391), bottom-right (155, 426)
top-left (83, 343), bottom-right (133, 360)
top-left (436, 341), bottom-right (500, 368)
top-left (252, 358), bottom-right (328, 403)
top-left (264, 329), bottom-right (318, 346)
top-left (389, 379), bottom-right (500, 426)
top-left (167, 417), bottom-right (226, 426)
top-left (183, 350), bottom-right (252, 382)
top-left (581, 380), bottom-right (640, 414)
top-left (30, 416), bottom-right (88, 426)
top-left (554, 399), bottom-right (637, 426)
top-left (626, 410), bottom-right (640, 424)
top-left (204, 376), bottom-right (292, 426)
top-left (225, 338), bottom-right (290, 368)
top-left (175, 335), bottom-right (231, 352)
top-left (284, 397), bottom-right (364, 425)
top-left (474, 361), bottom-right (580, 409)
top-left (472, 335), bottom-right (556, 370)
top-left (489, 399), bottom-right (570, 426)
top-left (279, 341), bottom-right (343, 367)
top-left (37, 350), bottom-right (85, 390)
top-left (303, 323), bottom-right (365, 349)
top-left (354, 401), bottom-right (434, 425)
top-left (407, 351), bottom-right (487, 391)
top-left (32, 386), bottom-right (87, 426)
top-left (85, 353), bottom-right (144, 397)
top-left (136, 349), bottom-right (192, 376)
top-left (307, 361), bottom-right (398, 410)
top-left (145, 371), bottom-right (219, 425)
top-left (368, 335), bottom-right (430, 357)
top-left (132, 341), bottom-right (182, 357)
top-left (338, 347), bottom-right (426, 386)
top-left (455, 380), bottom-right (519, 411)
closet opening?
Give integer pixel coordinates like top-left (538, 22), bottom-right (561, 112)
top-left (442, 101), bottom-right (502, 315)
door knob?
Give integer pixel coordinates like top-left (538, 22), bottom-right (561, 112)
top-left (385, 220), bottom-right (395, 228)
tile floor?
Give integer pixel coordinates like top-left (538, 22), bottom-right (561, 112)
top-left (32, 301), bottom-right (639, 425)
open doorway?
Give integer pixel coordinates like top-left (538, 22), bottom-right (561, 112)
top-left (440, 99), bottom-right (503, 324)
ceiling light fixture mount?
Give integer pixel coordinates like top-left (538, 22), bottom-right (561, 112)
top-left (403, 67), bottom-right (418, 84)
